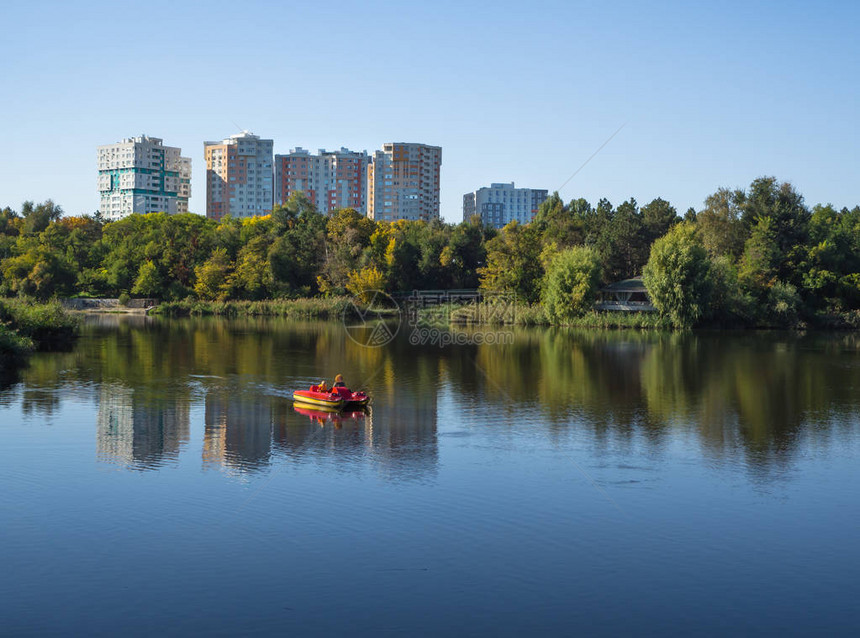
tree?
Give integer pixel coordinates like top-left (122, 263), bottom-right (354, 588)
top-left (595, 198), bottom-right (647, 282)
top-left (741, 177), bottom-right (809, 280)
top-left (194, 248), bottom-right (233, 300)
top-left (478, 221), bottom-right (543, 302)
top-left (532, 192), bottom-right (585, 247)
top-left (1, 245), bottom-right (76, 299)
top-left (641, 197), bottom-right (679, 244)
top-left (440, 217), bottom-right (487, 288)
top-left (20, 200), bottom-right (63, 235)
top-left (696, 188), bottom-right (746, 260)
top-left (131, 260), bottom-right (164, 297)
top-left (346, 266), bottom-right (386, 302)
top-left (643, 222), bottom-right (713, 328)
top-left (229, 237), bottom-right (273, 299)
top-left (541, 246), bottom-right (602, 323)
top-left (738, 216), bottom-right (779, 296)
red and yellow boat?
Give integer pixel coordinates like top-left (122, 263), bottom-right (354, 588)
top-left (293, 384), bottom-right (370, 410)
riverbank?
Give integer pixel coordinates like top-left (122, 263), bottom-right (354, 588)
top-left (150, 297), bottom-right (356, 320)
top-left (0, 300), bottom-right (80, 374)
top-left (144, 296), bottom-right (860, 331)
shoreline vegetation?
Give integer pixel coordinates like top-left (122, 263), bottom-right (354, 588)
top-left (150, 297), bottom-right (356, 319)
top-left (2, 176), bottom-right (860, 330)
top-left (146, 297), bottom-right (860, 331)
top-left (0, 300), bottom-right (79, 369)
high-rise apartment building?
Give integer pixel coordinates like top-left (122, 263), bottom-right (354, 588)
top-left (275, 147), bottom-right (370, 213)
top-left (463, 182), bottom-right (549, 228)
top-left (97, 136), bottom-right (191, 219)
top-left (367, 143), bottom-right (441, 222)
top-left (204, 131), bottom-right (273, 221)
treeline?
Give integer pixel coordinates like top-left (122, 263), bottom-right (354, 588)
top-left (1, 176), bottom-right (859, 328)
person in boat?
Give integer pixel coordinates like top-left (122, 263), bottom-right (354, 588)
top-left (333, 374), bottom-right (347, 388)
top-left (317, 380), bottom-right (328, 392)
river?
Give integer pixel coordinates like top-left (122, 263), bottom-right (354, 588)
top-left (2, 316), bottom-right (859, 635)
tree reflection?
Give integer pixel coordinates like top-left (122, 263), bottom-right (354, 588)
top-left (3, 314), bottom-right (859, 478)
top-left (459, 329), bottom-right (860, 471)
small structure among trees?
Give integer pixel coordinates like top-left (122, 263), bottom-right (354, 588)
top-left (596, 278), bottom-right (655, 312)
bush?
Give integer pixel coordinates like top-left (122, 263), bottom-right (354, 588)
top-left (765, 281), bottom-right (802, 328)
top-left (150, 297), bottom-right (355, 320)
top-left (541, 246), bottom-right (602, 324)
top-left (118, 292), bottom-right (131, 306)
top-left (0, 299), bottom-right (79, 349)
top-left (643, 223), bottom-right (713, 329)
top-left (0, 324), bottom-right (34, 360)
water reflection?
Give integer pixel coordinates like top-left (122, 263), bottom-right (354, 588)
top-left (456, 328), bottom-right (860, 472)
top-left (97, 383), bottom-right (190, 469)
top-left (203, 385), bottom-right (285, 472)
top-left (3, 316), bottom-right (859, 479)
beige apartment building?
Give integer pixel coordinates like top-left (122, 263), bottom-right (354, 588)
top-left (367, 143), bottom-right (441, 221)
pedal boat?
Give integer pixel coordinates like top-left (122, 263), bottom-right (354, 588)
top-left (293, 385), bottom-right (346, 409)
top-left (293, 385), bottom-right (370, 409)
top-left (333, 386), bottom-right (370, 407)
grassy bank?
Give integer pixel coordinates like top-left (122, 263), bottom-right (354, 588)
top-left (151, 297), bottom-right (356, 320)
top-left (0, 300), bottom-right (80, 372)
top-left (442, 302), bottom-right (671, 330)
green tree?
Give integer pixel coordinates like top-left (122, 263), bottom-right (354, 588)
top-left (533, 192), bottom-right (585, 247)
top-left (641, 197), bottom-right (679, 244)
top-left (541, 246), bottom-right (602, 323)
top-left (20, 200), bottom-right (63, 235)
top-left (1, 245), bottom-right (76, 299)
top-left (229, 237), bottom-right (273, 299)
top-left (740, 177), bottom-right (809, 282)
top-left (194, 248), bottom-right (233, 300)
top-left (595, 198), bottom-right (647, 282)
top-left (643, 222), bottom-right (713, 328)
top-left (131, 260), bottom-right (164, 297)
top-left (478, 221), bottom-right (543, 302)
top-left (696, 188), bottom-right (746, 260)
top-left (738, 216), bottom-right (779, 296)
top-left (440, 216), bottom-right (488, 288)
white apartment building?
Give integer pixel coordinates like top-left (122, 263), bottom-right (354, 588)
top-left (367, 143), bottom-right (442, 222)
top-left (204, 131), bottom-right (274, 220)
top-left (463, 182), bottom-right (549, 228)
top-left (97, 136), bottom-right (191, 220)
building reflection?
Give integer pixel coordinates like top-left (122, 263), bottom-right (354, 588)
top-left (203, 389), bottom-right (279, 473)
top-left (362, 382), bottom-right (439, 480)
top-left (96, 383), bottom-right (190, 469)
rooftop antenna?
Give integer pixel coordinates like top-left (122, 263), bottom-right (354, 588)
top-left (230, 119), bottom-right (244, 133)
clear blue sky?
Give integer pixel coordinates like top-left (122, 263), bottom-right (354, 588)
top-left (1, 0), bottom-right (857, 221)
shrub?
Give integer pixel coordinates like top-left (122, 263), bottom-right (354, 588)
top-left (541, 246), bottom-right (602, 324)
top-left (0, 299), bottom-right (78, 350)
top-left (643, 223), bottom-right (713, 329)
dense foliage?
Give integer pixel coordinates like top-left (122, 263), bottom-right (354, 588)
top-left (642, 223), bottom-right (712, 329)
top-left (0, 298), bottom-right (79, 368)
top-left (2, 176), bottom-right (859, 329)
top-left (541, 246), bottom-right (603, 324)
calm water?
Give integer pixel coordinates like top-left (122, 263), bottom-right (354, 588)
top-left (2, 316), bottom-right (860, 636)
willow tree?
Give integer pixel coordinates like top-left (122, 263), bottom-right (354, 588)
top-left (643, 222), bottom-right (712, 328)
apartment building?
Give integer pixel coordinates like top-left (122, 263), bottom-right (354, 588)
top-left (275, 147), bottom-right (370, 213)
top-left (97, 136), bottom-right (191, 219)
top-left (367, 143), bottom-right (441, 222)
top-left (204, 131), bottom-right (273, 221)
top-left (463, 182), bottom-right (549, 228)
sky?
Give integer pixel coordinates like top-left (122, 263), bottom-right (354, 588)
top-left (1, 0), bottom-right (858, 222)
